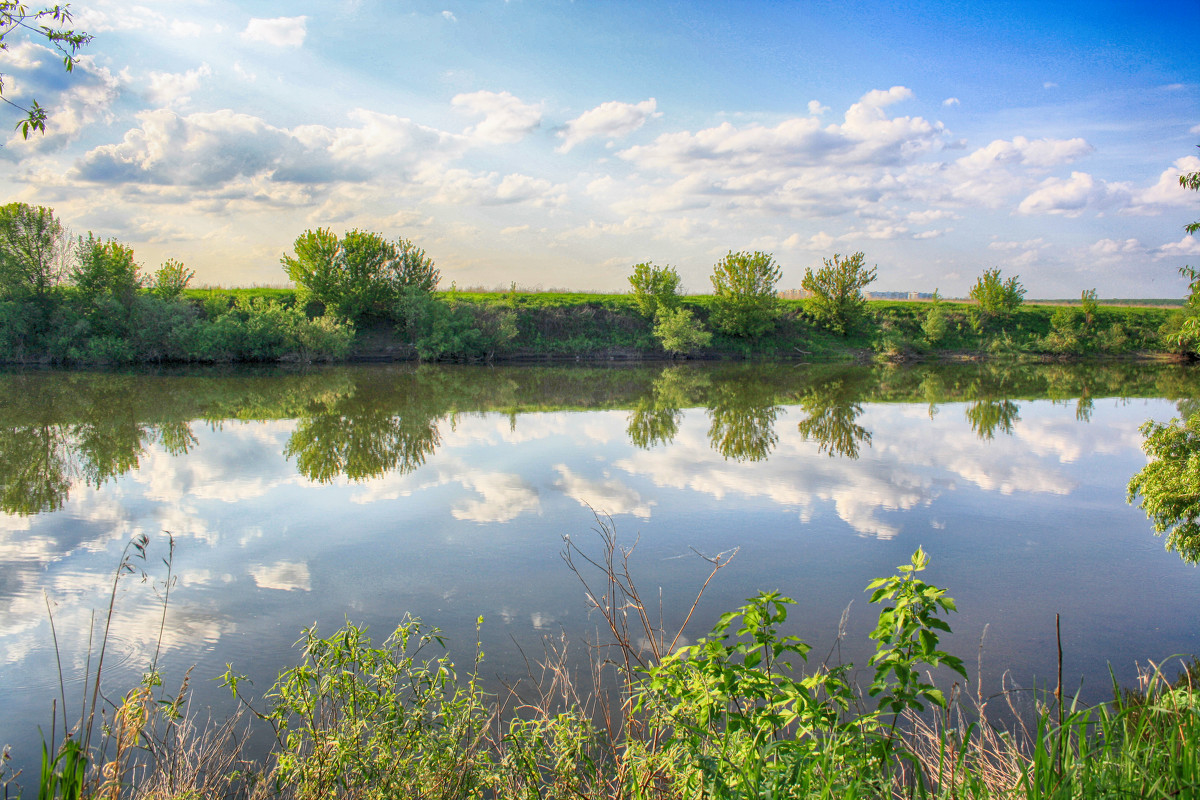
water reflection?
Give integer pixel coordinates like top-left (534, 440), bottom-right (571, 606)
top-left (0, 362), bottom-right (1198, 504)
top-left (4, 361), bottom-right (1200, 777)
top-left (796, 374), bottom-right (873, 459)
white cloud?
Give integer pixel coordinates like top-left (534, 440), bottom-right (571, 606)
top-left (807, 100), bottom-right (829, 115)
top-left (1158, 235), bottom-right (1200, 257)
top-left (145, 63), bottom-right (212, 107)
top-left (557, 98), bottom-right (660, 153)
top-left (452, 90), bottom-right (543, 144)
top-left (1136, 156), bottom-right (1200, 207)
top-left (1017, 171), bottom-right (1128, 216)
top-left (442, 10), bottom-right (458, 22)
top-left (240, 16), bottom-right (308, 48)
top-left (942, 97), bottom-right (960, 107)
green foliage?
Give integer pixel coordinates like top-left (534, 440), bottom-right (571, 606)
top-left (151, 258), bottom-right (194, 301)
top-left (969, 267), bottom-right (1025, 326)
top-left (397, 289), bottom-right (517, 361)
top-left (637, 550), bottom-right (964, 798)
top-left (652, 305), bottom-right (711, 356)
top-left (1182, 148), bottom-right (1199, 236)
top-left (282, 228), bottom-right (440, 323)
top-left (801, 251), bottom-right (877, 336)
top-left (222, 618), bottom-right (490, 800)
top-left (1081, 288), bottom-right (1098, 327)
top-left (922, 291), bottom-right (949, 345)
top-left (1128, 413), bottom-right (1200, 562)
top-left (1, 4), bottom-right (92, 138)
top-left (866, 547), bottom-right (966, 715)
top-left (71, 233), bottom-right (141, 306)
top-left (0, 202), bottom-right (67, 302)
top-left (628, 261), bottom-right (681, 317)
top-left (709, 250), bottom-right (782, 337)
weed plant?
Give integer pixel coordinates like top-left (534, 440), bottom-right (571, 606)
top-left (7, 527), bottom-right (1200, 799)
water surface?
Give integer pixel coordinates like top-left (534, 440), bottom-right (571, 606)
top-left (1, 361), bottom-right (1198, 770)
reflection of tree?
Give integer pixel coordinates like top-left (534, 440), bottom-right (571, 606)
top-left (706, 379), bottom-right (780, 462)
top-left (965, 399), bottom-right (1020, 440)
top-left (0, 425), bottom-right (74, 514)
top-left (796, 377), bottom-right (872, 459)
top-left (626, 366), bottom-right (709, 449)
top-left (627, 399), bottom-right (680, 449)
top-left (285, 393), bottom-right (443, 483)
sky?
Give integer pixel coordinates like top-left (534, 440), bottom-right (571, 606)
top-left (1, 0), bottom-right (1198, 297)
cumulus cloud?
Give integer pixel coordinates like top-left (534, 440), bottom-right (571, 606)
top-left (557, 98), bottom-right (659, 153)
top-left (72, 107), bottom-right (465, 195)
top-left (943, 97), bottom-right (960, 106)
top-left (240, 16), bottom-right (307, 48)
top-left (1136, 156), bottom-right (1200, 207)
top-left (3, 52), bottom-right (122, 151)
top-left (452, 90), bottom-right (542, 144)
top-left (1017, 171), bottom-right (1130, 216)
top-left (1158, 235), bottom-right (1200, 257)
top-left (145, 63), bottom-right (212, 107)
top-left (807, 99), bottom-right (829, 115)
top-left (442, 10), bottom-right (458, 22)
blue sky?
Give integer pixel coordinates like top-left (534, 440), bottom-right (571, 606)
top-left (1, 0), bottom-right (1198, 296)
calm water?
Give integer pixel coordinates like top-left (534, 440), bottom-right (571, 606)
top-left (1, 361), bottom-right (1199, 770)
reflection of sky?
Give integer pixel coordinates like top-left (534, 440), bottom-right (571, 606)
top-left (1, 396), bottom-right (1198, 772)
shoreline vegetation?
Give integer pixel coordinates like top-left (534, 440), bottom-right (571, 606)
top-left (6, 531), bottom-right (1200, 799)
top-left (0, 203), bottom-right (1194, 367)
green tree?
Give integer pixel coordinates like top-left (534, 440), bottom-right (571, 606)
top-left (282, 228), bottom-right (440, 323)
top-left (72, 233), bottom-right (141, 305)
top-left (801, 251), bottom-right (877, 336)
top-left (1128, 414), bottom-right (1200, 563)
top-left (1080, 288), bottom-right (1098, 328)
top-left (1, 3), bottom-right (92, 137)
top-left (652, 306), bottom-right (710, 357)
top-left (969, 267), bottom-right (1025, 324)
top-left (151, 258), bottom-right (194, 301)
top-left (709, 250), bottom-right (782, 337)
top-left (627, 261), bottom-right (681, 317)
top-left (0, 201), bottom-right (67, 302)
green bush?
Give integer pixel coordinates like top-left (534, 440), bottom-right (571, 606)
top-left (282, 228), bottom-right (439, 323)
top-left (151, 258), bottom-right (194, 301)
top-left (628, 261), bottom-right (681, 317)
top-left (709, 250), bottom-right (782, 338)
top-left (398, 290), bottom-right (517, 361)
top-left (801, 251), bottom-right (877, 336)
top-left (969, 267), bottom-right (1025, 329)
top-left (653, 305), bottom-right (711, 356)
top-left (72, 233), bottom-right (141, 307)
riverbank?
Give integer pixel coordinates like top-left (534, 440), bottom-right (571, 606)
top-left (0, 287), bottom-right (1186, 365)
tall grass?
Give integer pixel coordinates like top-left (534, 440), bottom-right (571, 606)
top-left (7, 526), bottom-right (1200, 799)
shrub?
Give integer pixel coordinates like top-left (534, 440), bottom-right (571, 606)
top-left (72, 233), bottom-right (142, 307)
top-left (628, 261), bottom-right (681, 317)
top-left (922, 291), bottom-right (948, 344)
top-left (969, 267), bottom-right (1024, 326)
top-left (709, 250), bottom-right (782, 337)
top-left (801, 251), bottom-right (877, 336)
top-left (151, 258), bottom-right (194, 301)
top-left (282, 228), bottom-right (439, 323)
top-left (398, 292), bottom-right (517, 361)
top-left (653, 306), bottom-right (711, 356)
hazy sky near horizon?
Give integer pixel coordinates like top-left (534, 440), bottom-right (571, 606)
top-left (1, 0), bottom-right (1198, 297)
